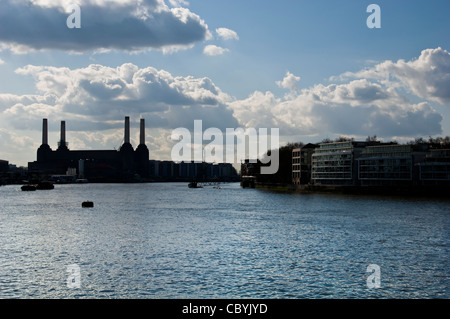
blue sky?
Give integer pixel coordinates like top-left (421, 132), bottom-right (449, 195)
top-left (0, 0), bottom-right (449, 166)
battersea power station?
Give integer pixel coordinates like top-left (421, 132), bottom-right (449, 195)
top-left (28, 117), bottom-right (150, 182)
top-left (28, 117), bottom-right (239, 183)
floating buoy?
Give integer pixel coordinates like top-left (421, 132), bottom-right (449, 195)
top-left (82, 201), bottom-right (94, 208)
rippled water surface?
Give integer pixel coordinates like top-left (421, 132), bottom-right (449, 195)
top-left (0, 183), bottom-right (448, 298)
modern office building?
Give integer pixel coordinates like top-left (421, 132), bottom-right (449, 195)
top-left (358, 144), bottom-right (414, 186)
top-left (418, 149), bottom-right (450, 185)
top-left (311, 141), bottom-right (378, 186)
top-left (294, 140), bottom-right (450, 189)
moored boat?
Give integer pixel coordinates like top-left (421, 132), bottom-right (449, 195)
top-left (21, 184), bottom-right (37, 191)
top-left (188, 181), bottom-right (203, 188)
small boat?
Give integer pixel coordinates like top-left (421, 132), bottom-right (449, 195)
top-left (21, 184), bottom-right (37, 191)
top-left (188, 181), bottom-right (203, 189)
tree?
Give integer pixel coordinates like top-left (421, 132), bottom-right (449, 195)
top-left (257, 142), bottom-right (304, 185)
top-left (285, 142), bottom-right (305, 149)
top-left (428, 136), bottom-right (450, 146)
top-left (335, 136), bottom-right (354, 142)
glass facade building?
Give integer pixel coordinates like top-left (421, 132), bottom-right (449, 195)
top-left (311, 142), bottom-right (362, 186)
top-left (358, 144), bottom-right (413, 185)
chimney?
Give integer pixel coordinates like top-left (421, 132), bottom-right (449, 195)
top-left (60, 121), bottom-right (66, 145)
top-left (140, 118), bottom-right (145, 145)
top-left (42, 118), bottom-right (48, 145)
top-left (124, 116), bottom-right (130, 144)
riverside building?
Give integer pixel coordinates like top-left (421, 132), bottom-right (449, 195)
top-left (292, 143), bottom-right (318, 185)
top-left (418, 148), bottom-right (450, 185)
top-left (311, 141), bottom-right (378, 186)
top-left (292, 140), bottom-right (450, 189)
top-left (357, 144), bottom-right (415, 186)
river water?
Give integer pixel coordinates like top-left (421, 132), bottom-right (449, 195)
top-left (0, 183), bottom-right (448, 298)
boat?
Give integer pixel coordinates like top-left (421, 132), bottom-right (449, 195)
top-left (188, 181), bottom-right (203, 189)
top-left (21, 184), bottom-right (37, 191)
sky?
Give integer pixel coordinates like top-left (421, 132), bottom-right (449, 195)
top-left (0, 0), bottom-right (449, 166)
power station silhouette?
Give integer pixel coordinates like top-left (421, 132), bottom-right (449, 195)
top-left (28, 117), bottom-right (149, 182)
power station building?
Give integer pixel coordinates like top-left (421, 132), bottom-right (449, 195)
top-left (27, 117), bottom-right (239, 183)
top-left (28, 117), bottom-right (149, 182)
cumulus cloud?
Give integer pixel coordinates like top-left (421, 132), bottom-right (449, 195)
top-left (203, 44), bottom-right (229, 56)
top-left (276, 72), bottom-right (301, 92)
top-left (0, 58), bottom-right (4, 65)
top-left (0, 0), bottom-right (211, 53)
top-left (0, 63), bottom-right (238, 132)
top-left (230, 64), bottom-right (444, 138)
top-left (216, 27), bottom-right (239, 40)
top-left (0, 128), bottom-right (38, 165)
top-left (340, 47), bottom-right (450, 105)
top-left (167, 0), bottom-right (190, 7)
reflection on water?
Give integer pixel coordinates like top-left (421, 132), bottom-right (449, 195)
top-left (0, 183), bottom-right (448, 298)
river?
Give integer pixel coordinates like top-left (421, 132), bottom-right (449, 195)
top-left (0, 183), bottom-right (448, 298)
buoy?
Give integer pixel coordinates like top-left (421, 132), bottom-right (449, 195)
top-left (82, 201), bottom-right (94, 208)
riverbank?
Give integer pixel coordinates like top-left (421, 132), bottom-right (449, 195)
top-left (251, 182), bottom-right (450, 198)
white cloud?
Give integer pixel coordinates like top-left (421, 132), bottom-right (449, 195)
top-left (0, 128), bottom-right (38, 165)
top-left (230, 62), bottom-right (444, 138)
top-left (168, 0), bottom-right (190, 7)
top-left (0, 0), bottom-right (210, 53)
top-left (1, 63), bottom-right (237, 132)
top-left (216, 27), bottom-right (239, 40)
top-left (340, 47), bottom-right (450, 105)
top-left (203, 45), bottom-right (229, 56)
top-left (229, 91), bottom-right (281, 129)
top-left (0, 58), bottom-right (4, 65)
top-left (276, 72), bottom-right (301, 92)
